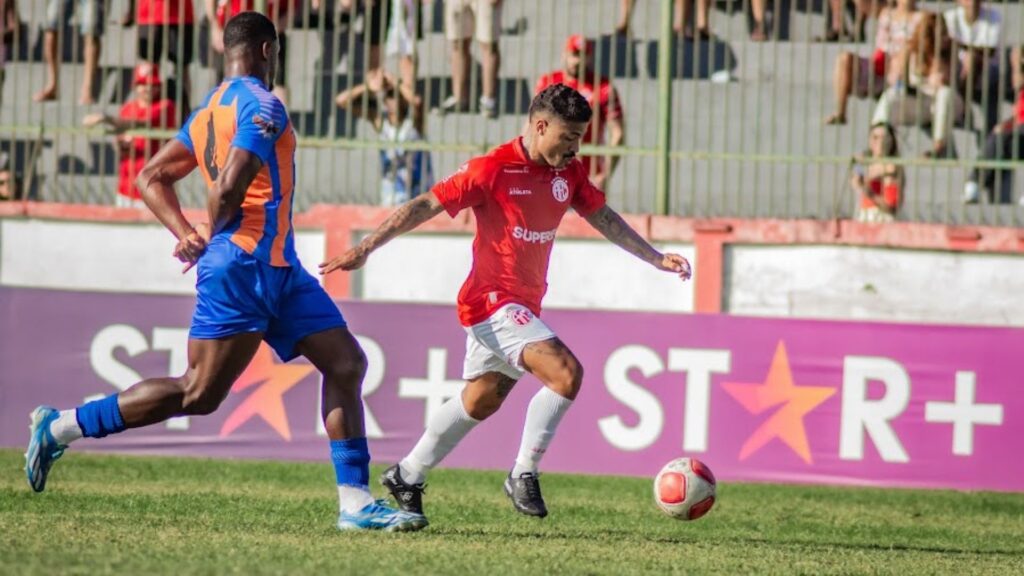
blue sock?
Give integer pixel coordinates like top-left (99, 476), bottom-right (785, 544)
top-left (75, 394), bottom-right (126, 439)
top-left (330, 437), bottom-right (370, 486)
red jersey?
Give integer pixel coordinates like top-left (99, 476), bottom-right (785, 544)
top-left (137, 0), bottom-right (195, 25)
top-left (432, 138), bottom-right (607, 326)
top-left (117, 98), bottom-right (177, 200)
top-left (216, 0), bottom-right (292, 26)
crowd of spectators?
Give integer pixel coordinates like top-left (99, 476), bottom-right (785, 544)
top-left (1, 0), bottom-right (1022, 216)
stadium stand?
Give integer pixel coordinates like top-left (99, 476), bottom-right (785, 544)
top-left (0, 0), bottom-right (1021, 225)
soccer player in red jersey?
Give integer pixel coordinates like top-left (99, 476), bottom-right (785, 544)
top-left (534, 35), bottom-right (625, 190)
top-left (320, 84), bottom-right (691, 520)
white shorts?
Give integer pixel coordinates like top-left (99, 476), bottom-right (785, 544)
top-left (462, 303), bottom-right (556, 381)
top-left (444, 0), bottom-right (501, 44)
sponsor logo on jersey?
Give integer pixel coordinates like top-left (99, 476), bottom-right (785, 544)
top-left (252, 114), bottom-right (280, 138)
top-left (551, 176), bottom-right (569, 202)
top-left (506, 306), bottom-right (533, 326)
top-left (503, 166), bottom-right (530, 174)
top-left (512, 226), bottom-right (558, 244)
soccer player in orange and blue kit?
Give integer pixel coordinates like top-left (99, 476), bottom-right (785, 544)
top-left (24, 12), bottom-right (426, 533)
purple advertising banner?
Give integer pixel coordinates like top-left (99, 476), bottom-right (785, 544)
top-left (1, 287), bottom-right (1020, 491)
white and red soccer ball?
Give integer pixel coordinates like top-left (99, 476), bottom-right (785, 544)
top-left (653, 457), bottom-right (717, 521)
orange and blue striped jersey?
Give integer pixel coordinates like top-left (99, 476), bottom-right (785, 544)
top-left (176, 75), bottom-right (298, 267)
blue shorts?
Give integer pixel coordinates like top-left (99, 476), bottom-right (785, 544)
top-left (190, 237), bottom-right (347, 361)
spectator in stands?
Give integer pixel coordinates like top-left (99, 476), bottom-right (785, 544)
top-left (820, 0), bottom-right (875, 44)
top-left (852, 122), bottom-right (904, 223)
top-left (944, 0), bottom-right (1003, 137)
top-left (205, 0), bottom-right (292, 105)
top-left (535, 35), bottom-right (625, 190)
top-left (121, 0), bottom-right (196, 108)
top-left (963, 45), bottom-right (1024, 205)
top-left (872, 12), bottom-right (960, 158)
top-left (338, 0), bottom-right (387, 77)
top-left (0, 0), bottom-right (16, 108)
top-left (438, 0), bottom-right (502, 118)
top-left (384, 0), bottom-right (423, 105)
top-left (0, 168), bottom-right (20, 202)
top-left (335, 68), bottom-right (433, 206)
top-left (35, 0), bottom-right (104, 104)
top-left (82, 63), bottom-right (178, 209)
top-left (826, 0), bottom-right (923, 125)
top-left (616, 0), bottom-right (710, 40)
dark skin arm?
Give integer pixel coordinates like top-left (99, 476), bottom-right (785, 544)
top-left (320, 193), bottom-right (446, 274)
top-left (584, 205), bottom-right (692, 280)
top-left (207, 146), bottom-right (264, 237)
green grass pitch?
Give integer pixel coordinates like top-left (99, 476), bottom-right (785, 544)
top-left (1, 449), bottom-right (1022, 575)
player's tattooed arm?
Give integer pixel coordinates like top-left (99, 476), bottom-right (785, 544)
top-left (585, 205), bottom-right (661, 264)
top-left (319, 193), bottom-right (446, 274)
top-left (585, 205), bottom-right (692, 280)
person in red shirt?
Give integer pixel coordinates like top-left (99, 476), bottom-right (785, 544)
top-left (964, 45), bottom-right (1024, 205)
top-left (535, 35), bottom-right (625, 191)
top-left (122, 0), bottom-right (196, 106)
top-left (205, 0), bottom-right (292, 105)
top-left (82, 63), bottom-right (178, 208)
top-left (851, 122), bottom-right (903, 223)
top-left (321, 84), bottom-right (691, 522)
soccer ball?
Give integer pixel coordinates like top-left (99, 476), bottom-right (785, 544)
top-left (653, 457), bottom-right (717, 520)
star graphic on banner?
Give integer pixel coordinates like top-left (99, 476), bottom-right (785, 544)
top-left (721, 341), bottom-right (835, 464)
top-left (220, 344), bottom-right (316, 441)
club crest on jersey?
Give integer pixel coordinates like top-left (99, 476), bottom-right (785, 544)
top-left (252, 114), bottom-right (280, 138)
top-left (551, 176), bottom-right (569, 203)
top-left (506, 307), bottom-right (533, 326)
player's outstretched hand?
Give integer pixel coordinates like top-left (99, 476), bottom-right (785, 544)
top-left (656, 253), bottom-right (692, 281)
top-left (175, 223), bottom-right (211, 274)
top-left (319, 248), bottom-right (368, 275)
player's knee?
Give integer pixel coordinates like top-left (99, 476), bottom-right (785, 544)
top-left (550, 355), bottom-right (584, 400)
top-left (322, 350), bottom-right (368, 392)
top-left (463, 393), bottom-right (503, 420)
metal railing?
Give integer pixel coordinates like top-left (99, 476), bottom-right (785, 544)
top-left (0, 0), bottom-right (1021, 226)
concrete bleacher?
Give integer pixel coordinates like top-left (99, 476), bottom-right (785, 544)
top-left (1, 0), bottom-right (1022, 226)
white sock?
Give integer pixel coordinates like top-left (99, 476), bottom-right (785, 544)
top-left (512, 387), bottom-right (573, 477)
top-left (50, 410), bottom-right (83, 445)
top-left (399, 395), bottom-right (480, 485)
top-left (338, 484), bottom-right (375, 514)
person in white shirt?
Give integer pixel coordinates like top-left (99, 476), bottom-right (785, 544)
top-left (943, 0), bottom-right (1004, 135)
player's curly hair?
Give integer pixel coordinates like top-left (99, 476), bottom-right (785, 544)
top-left (529, 84), bottom-right (593, 124)
top-left (223, 11), bottom-right (278, 53)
